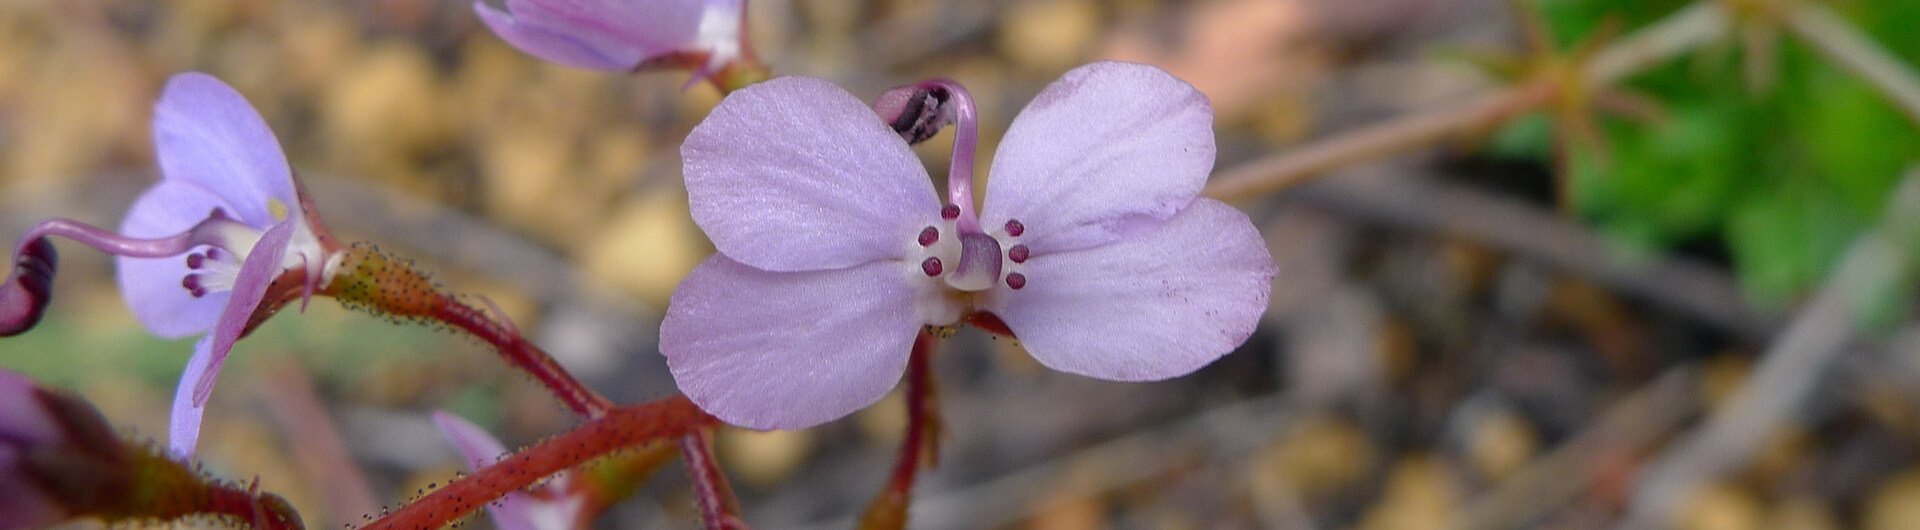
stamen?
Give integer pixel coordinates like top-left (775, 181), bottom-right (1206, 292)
top-left (918, 226), bottom-right (940, 246)
top-left (941, 205), bottom-right (959, 220)
top-left (921, 257), bottom-right (943, 277)
top-left (1008, 244), bottom-right (1029, 263)
top-left (1004, 219), bottom-right (1024, 237)
top-left (945, 233), bottom-right (1002, 292)
top-left (186, 252), bottom-right (205, 269)
top-left (1005, 273), bottom-right (1026, 290)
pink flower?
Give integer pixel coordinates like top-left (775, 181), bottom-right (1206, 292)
top-left (662, 61), bottom-right (1277, 430)
top-left (432, 412), bottom-right (585, 530)
top-left (0, 73), bottom-right (340, 458)
top-left (474, 0), bottom-right (748, 78)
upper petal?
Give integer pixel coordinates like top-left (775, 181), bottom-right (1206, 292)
top-left (660, 255), bottom-right (921, 430)
top-left (981, 61), bottom-right (1215, 255)
top-left (683, 77), bottom-right (941, 272)
top-left (116, 181), bottom-right (240, 338)
top-left (152, 73), bottom-right (295, 229)
top-left (987, 200), bottom-right (1275, 381)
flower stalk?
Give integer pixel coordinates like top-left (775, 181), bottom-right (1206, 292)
top-left (859, 331), bottom-right (940, 530)
top-left (358, 396), bottom-right (718, 530)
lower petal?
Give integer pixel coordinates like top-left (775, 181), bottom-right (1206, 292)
top-left (169, 336), bottom-right (219, 460)
top-left (989, 199), bottom-right (1277, 381)
top-left (660, 255), bottom-right (921, 430)
top-left (194, 220), bottom-right (297, 405)
top-left (475, 2), bottom-right (647, 70)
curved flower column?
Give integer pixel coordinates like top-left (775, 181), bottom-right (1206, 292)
top-left (663, 61), bottom-right (1278, 430)
top-left (0, 73), bottom-right (342, 458)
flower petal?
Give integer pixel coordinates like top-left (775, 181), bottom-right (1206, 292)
top-left (475, 1), bottom-right (644, 70)
top-left (432, 411), bottom-right (541, 530)
top-left (168, 336), bottom-right (217, 459)
top-left (116, 181), bottom-right (240, 338)
top-left (981, 61), bottom-right (1215, 255)
top-left (660, 255), bottom-right (920, 429)
top-left (152, 73), bottom-right (294, 229)
top-left (683, 76), bottom-right (942, 272)
top-left (192, 219), bottom-right (298, 406)
top-left (987, 200), bottom-right (1275, 381)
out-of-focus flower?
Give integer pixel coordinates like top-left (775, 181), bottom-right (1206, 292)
top-left (0, 369), bottom-right (128, 530)
top-left (0, 73), bottom-right (343, 458)
top-left (662, 61), bottom-right (1278, 430)
top-left (432, 411), bottom-right (586, 530)
top-left (473, 0), bottom-right (751, 81)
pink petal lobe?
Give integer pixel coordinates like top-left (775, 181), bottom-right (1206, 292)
top-left (981, 61), bottom-right (1215, 255)
top-left (432, 411), bottom-right (540, 530)
top-left (152, 73), bottom-right (294, 229)
top-left (988, 200), bottom-right (1275, 381)
top-left (168, 336), bottom-right (218, 459)
top-left (682, 76), bottom-right (941, 272)
top-left (192, 219), bottom-right (297, 406)
top-left (116, 181), bottom-right (238, 338)
top-left (660, 255), bottom-right (921, 430)
top-left (475, 1), bottom-right (650, 70)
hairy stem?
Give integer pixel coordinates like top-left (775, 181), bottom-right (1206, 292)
top-left (860, 331), bottom-right (940, 530)
top-left (358, 396), bottom-right (718, 530)
top-left (681, 429), bottom-right (745, 529)
top-left (325, 243), bottom-right (613, 417)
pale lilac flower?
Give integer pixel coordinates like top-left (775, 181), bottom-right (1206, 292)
top-left (474, 0), bottom-right (748, 78)
top-left (662, 61), bottom-right (1278, 430)
top-left (0, 73), bottom-right (340, 458)
top-left (432, 411), bottom-right (585, 530)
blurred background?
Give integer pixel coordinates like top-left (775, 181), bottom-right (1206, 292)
top-left (2, 0), bottom-right (1920, 528)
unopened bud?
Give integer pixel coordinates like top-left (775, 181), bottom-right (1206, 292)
top-left (873, 86), bottom-right (950, 145)
top-left (0, 237), bottom-right (57, 337)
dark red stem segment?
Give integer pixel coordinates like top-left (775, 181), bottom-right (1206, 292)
top-left (680, 429), bottom-right (746, 529)
top-left (860, 331), bottom-right (941, 530)
top-left (359, 396), bottom-right (719, 530)
top-left (324, 243), bottom-right (613, 417)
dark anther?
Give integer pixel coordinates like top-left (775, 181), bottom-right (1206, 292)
top-left (0, 237), bottom-right (58, 336)
top-left (921, 257), bottom-right (943, 277)
top-left (941, 205), bottom-right (960, 220)
top-left (1004, 219), bottom-right (1024, 237)
top-left (186, 252), bottom-right (205, 269)
top-left (1008, 244), bottom-right (1029, 263)
top-left (918, 226), bottom-right (940, 246)
top-left (874, 86), bottom-right (953, 145)
top-left (1005, 273), bottom-right (1026, 290)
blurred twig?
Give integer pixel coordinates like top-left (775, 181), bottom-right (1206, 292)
top-left (256, 358), bottom-right (379, 528)
top-left (1782, 2), bottom-right (1920, 127)
top-left (827, 392), bottom-right (1298, 530)
top-left (1286, 167), bottom-right (1775, 342)
top-left (1202, 3), bottom-right (1730, 201)
top-left (1618, 166), bottom-right (1920, 529)
top-left (1455, 367), bottom-right (1697, 529)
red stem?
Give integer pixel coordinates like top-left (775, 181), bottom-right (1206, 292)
top-left (680, 429), bottom-right (745, 529)
top-left (860, 331), bottom-right (939, 529)
top-left (359, 396), bottom-right (718, 530)
top-left (429, 294), bottom-right (615, 417)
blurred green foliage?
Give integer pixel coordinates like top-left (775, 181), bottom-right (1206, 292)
top-left (1493, 0), bottom-right (1920, 306)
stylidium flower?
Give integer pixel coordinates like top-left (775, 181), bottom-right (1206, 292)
top-left (474, 0), bottom-right (752, 81)
top-left (432, 411), bottom-right (586, 530)
top-left (0, 73), bottom-right (342, 458)
top-left (662, 61), bottom-right (1278, 430)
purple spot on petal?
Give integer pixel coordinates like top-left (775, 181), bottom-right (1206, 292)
top-left (941, 205), bottom-right (960, 220)
top-left (1006, 273), bottom-right (1026, 290)
top-left (186, 253), bottom-right (204, 269)
top-left (921, 257), bottom-right (943, 277)
top-left (1008, 244), bottom-right (1029, 263)
top-left (918, 226), bottom-right (939, 247)
top-left (1004, 219), bottom-right (1024, 237)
